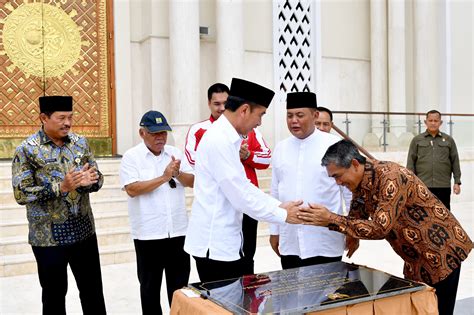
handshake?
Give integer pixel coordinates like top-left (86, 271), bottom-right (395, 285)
top-left (280, 201), bottom-right (333, 227)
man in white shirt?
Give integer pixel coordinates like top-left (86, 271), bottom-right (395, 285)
top-left (184, 78), bottom-right (303, 282)
top-left (119, 111), bottom-right (194, 315)
top-left (269, 92), bottom-right (346, 269)
top-left (185, 83), bottom-right (272, 275)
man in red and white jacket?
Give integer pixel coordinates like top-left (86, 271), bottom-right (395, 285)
top-left (185, 83), bottom-right (272, 274)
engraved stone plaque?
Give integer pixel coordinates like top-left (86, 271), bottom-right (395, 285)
top-left (189, 262), bottom-right (425, 314)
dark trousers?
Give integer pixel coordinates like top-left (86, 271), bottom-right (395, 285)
top-left (242, 214), bottom-right (258, 275)
top-left (280, 254), bottom-right (342, 270)
top-left (428, 187), bottom-right (451, 210)
top-left (31, 234), bottom-right (106, 315)
top-left (432, 266), bottom-right (461, 315)
top-left (134, 236), bottom-right (190, 315)
top-left (194, 255), bottom-right (246, 283)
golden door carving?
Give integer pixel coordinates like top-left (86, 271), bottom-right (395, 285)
top-left (0, 0), bottom-right (115, 157)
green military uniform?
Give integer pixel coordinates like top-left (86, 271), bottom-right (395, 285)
top-left (407, 130), bottom-right (461, 210)
top-left (407, 131), bottom-right (461, 187)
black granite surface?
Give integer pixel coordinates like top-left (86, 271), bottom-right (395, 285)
top-left (189, 261), bottom-right (425, 314)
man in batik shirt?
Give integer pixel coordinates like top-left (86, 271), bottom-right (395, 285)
top-left (298, 140), bottom-right (472, 315)
top-left (12, 96), bottom-right (106, 315)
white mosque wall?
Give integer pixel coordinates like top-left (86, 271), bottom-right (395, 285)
top-left (450, 1), bottom-right (473, 114)
top-left (114, 0), bottom-right (473, 156)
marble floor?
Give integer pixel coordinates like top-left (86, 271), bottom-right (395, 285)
top-left (1, 201), bottom-right (473, 314)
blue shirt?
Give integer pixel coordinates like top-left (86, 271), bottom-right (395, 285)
top-left (12, 128), bottom-right (103, 246)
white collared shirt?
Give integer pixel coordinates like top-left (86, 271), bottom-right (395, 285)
top-left (184, 115), bottom-right (287, 261)
top-left (119, 142), bottom-right (193, 240)
top-left (270, 129), bottom-right (349, 259)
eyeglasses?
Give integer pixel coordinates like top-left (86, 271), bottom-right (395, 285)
top-left (168, 178), bottom-right (177, 189)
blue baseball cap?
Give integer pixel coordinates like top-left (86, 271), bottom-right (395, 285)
top-left (139, 110), bottom-right (172, 133)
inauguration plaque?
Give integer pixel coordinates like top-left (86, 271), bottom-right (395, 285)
top-left (189, 261), bottom-right (425, 314)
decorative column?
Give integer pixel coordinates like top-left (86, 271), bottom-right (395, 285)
top-left (169, 0), bottom-right (200, 149)
top-left (114, 0), bottom-right (134, 154)
top-left (369, 0), bottom-right (388, 137)
top-left (414, 0), bottom-right (442, 114)
top-left (387, 0), bottom-right (406, 139)
top-left (216, 0), bottom-right (244, 84)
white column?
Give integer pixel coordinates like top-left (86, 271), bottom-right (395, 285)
top-left (388, 0), bottom-right (406, 137)
top-left (114, 0), bottom-right (133, 154)
top-left (414, 0), bottom-right (442, 114)
top-left (216, 0), bottom-right (244, 84)
top-left (169, 0), bottom-right (200, 149)
top-left (370, 0), bottom-right (388, 136)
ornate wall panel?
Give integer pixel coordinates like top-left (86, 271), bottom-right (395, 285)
top-left (0, 0), bottom-right (114, 157)
top-left (272, 0), bottom-right (313, 140)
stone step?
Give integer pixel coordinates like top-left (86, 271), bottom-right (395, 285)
top-left (0, 210), bottom-right (131, 238)
top-left (0, 242), bottom-right (136, 277)
top-left (0, 225), bottom-right (133, 256)
top-left (0, 162), bottom-right (12, 178)
top-left (0, 197), bottom-right (130, 221)
top-left (0, 184), bottom-right (126, 205)
top-left (1, 194), bottom-right (197, 221)
top-left (0, 224), bottom-right (272, 277)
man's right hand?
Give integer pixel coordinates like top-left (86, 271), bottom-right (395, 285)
top-left (269, 235), bottom-right (280, 257)
top-left (280, 200), bottom-right (304, 224)
top-left (163, 156), bottom-right (181, 180)
top-left (60, 167), bottom-right (83, 193)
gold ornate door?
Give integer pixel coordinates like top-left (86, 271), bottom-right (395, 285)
top-left (0, 0), bottom-right (115, 158)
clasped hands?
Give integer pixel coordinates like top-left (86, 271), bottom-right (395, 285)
top-left (60, 163), bottom-right (99, 193)
top-left (281, 201), bottom-right (333, 226)
top-left (163, 156), bottom-right (181, 181)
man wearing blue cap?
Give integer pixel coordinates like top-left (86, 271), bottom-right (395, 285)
top-left (12, 96), bottom-right (106, 314)
top-left (119, 110), bottom-right (194, 315)
top-left (184, 78), bottom-right (303, 282)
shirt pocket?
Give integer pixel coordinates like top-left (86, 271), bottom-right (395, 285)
top-left (417, 141), bottom-right (432, 159)
top-left (436, 140), bottom-right (450, 160)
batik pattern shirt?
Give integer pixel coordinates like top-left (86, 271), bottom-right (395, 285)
top-left (12, 129), bottom-right (103, 247)
top-left (328, 160), bottom-right (472, 285)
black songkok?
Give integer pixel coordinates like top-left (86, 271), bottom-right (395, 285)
top-left (39, 96), bottom-right (73, 113)
top-left (229, 78), bottom-right (275, 108)
top-left (286, 92), bottom-right (317, 109)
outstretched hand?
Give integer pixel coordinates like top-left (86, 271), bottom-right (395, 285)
top-left (281, 200), bottom-right (304, 224)
top-left (297, 203), bottom-right (332, 226)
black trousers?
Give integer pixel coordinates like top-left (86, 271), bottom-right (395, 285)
top-left (428, 187), bottom-right (451, 210)
top-left (432, 266), bottom-right (461, 315)
top-left (31, 233), bottom-right (106, 315)
top-left (134, 236), bottom-right (190, 315)
top-left (242, 214), bottom-right (258, 275)
top-left (280, 254), bottom-right (342, 270)
top-left (194, 255), bottom-right (246, 283)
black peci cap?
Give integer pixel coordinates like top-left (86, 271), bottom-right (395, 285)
top-left (229, 78), bottom-right (275, 108)
top-left (286, 92), bottom-right (317, 109)
top-left (39, 96), bottom-right (73, 113)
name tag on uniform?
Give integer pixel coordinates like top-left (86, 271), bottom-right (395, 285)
top-left (44, 158), bottom-right (57, 163)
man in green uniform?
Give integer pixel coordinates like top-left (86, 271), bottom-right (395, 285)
top-left (407, 110), bottom-right (461, 210)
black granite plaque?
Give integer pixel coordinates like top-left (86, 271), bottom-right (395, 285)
top-left (189, 261), bottom-right (425, 314)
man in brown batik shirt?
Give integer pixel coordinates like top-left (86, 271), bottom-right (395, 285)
top-left (298, 140), bottom-right (472, 315)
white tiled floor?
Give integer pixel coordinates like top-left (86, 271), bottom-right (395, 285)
top-left (1, 202), bottom-right (473, 314)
